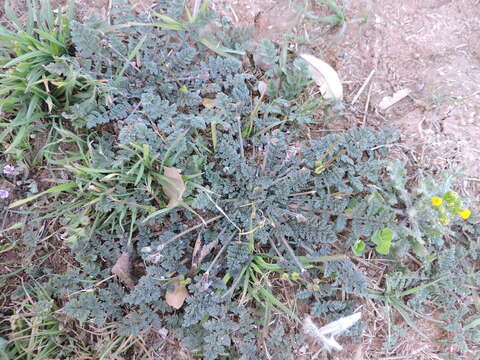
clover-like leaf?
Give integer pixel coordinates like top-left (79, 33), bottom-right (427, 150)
top-left (372, 227), bottom-right (393, 255)
top-left (352, 240), bottom-right (365, 256)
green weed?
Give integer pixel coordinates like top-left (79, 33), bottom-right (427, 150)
top-left (368, 273), bottom-right (444, 345)
top-left (0, 283), bottom-right (140, 360)
top-left (315, 0), bottom-right (347, 27)
top-left (0, 0), bottom-right (107, 159)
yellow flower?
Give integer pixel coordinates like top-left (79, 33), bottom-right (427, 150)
top-left (431, 197), bottom-right (443, 207)
top-left (458, 209), bottom-right (471, 220)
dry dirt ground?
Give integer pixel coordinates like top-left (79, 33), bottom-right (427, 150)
top-left (215, 0), bottom-right (480, 203)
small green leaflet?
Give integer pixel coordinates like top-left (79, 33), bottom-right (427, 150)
top-left (371, 227), bottom-right (393, 255)
top-left (352, 240), bottom-right (365, 256)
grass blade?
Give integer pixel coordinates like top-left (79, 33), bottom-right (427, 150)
top-left (4, 0), bottom-right (23, 31)
top-left (8, 182), bottom-right (77, 209)
top-left (4, 51), bottom-right (48, 68)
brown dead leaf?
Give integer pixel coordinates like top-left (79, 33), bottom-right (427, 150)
top-left (111, 252), bottom-right (135, 289)
top-left (191, 233), bottom-right (202, 270)
top-left (199, 238), bottom-right (219, 261)
top-left (162, 166), bottom-right (186, 208)
top-left (202, 98), bottom-right (216, 109)
top-left (192, 229), bottom-right (225, 271)
top-left (191, 237), bottom-right (220, 271)
top-left (165, 280), bottom-right (189, 309)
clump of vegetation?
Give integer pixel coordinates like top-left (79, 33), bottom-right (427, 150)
top-left (0, 1), bottom-right (478, 359)
top-left (0, 0), bottom-right (107, 158)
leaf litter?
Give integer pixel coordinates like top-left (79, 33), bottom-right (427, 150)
top-left (162, 166), bottom-right (186, 208)
top-left (111, 252), bottom-right (136, 289)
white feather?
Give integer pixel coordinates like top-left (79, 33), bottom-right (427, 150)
top-left (300, 53), bottom-right (343, 101)
top-left (303, 313), bottom-right (361, 352)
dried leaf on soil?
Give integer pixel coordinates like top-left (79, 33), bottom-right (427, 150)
top-left (202, 97), bottom-right (216, 109)
top-left (162, 166), bottom-right (186, 208)
top-left (165, 280), bottom-right (189, 309)
top-left (300, 53), bottom-right (343, 101)
top-left (111, 252), bottom-right (135, 289)
top-left (191, 233), bottom-right (202, 270)
top-left (199, 237), bottom-right (219, 260)
top-left (378, 88), bottom-right (411, 110)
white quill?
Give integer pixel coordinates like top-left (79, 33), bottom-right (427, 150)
top-left (299, 53), bottom-right (343, 101)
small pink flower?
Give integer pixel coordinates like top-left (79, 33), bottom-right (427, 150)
top-left (0, 189), bottom-right (9, 199)
top-left (3, 165), bottom-right (16, 176)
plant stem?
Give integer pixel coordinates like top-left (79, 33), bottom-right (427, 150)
top-left (151, 214), bottom-right (222, 253)
top-left (276, 235), bottom-right (307, 275)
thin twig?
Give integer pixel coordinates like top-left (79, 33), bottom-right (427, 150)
top-left (263, 341), bottom-right (273, 360)
top-left (276, 235), bottom-right (307, 274)
top-left (152, 215), bottom-right (222, 253)
top-left (106, 0), bottom-right (113, 25)
top-left (290, 205), bottom-right (390, 224)
top-left (376, 346), bottom-right (429, 360)
top-left (107, 43), bottom-right (141, 71)
top-left (196, 227), bottom-right (226, 271)
top-left (260, 142), bottom-right (270, 176)
top-left (137, 336), bottom-right (154, 360)
top-left (0, 243), bottom-right (15, 254)
top-left (466, 177), bottom-right (480, 182)
top-left (268, 236), bottom-right (285, 262)
top-left (288, 190), bottom-right (316, 197)
top-left (351, 69), bottom-right (375, 105)
top-left (237, 115), bottom-right (245, 160)
top-left (229, 4), bottom-right (239, 23)
top-left (203, 190), bottom-right (241, 231)
top-left (268, 170), bottom-right (292, 187)
top-left (205, 230), bottom-right (235, 276)
top-left (127, 100), bottom-right (143, 119)
top-left (362, 81), bottom-right (374, 127)
top-left (68, 275), bottom-right (116, 297)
